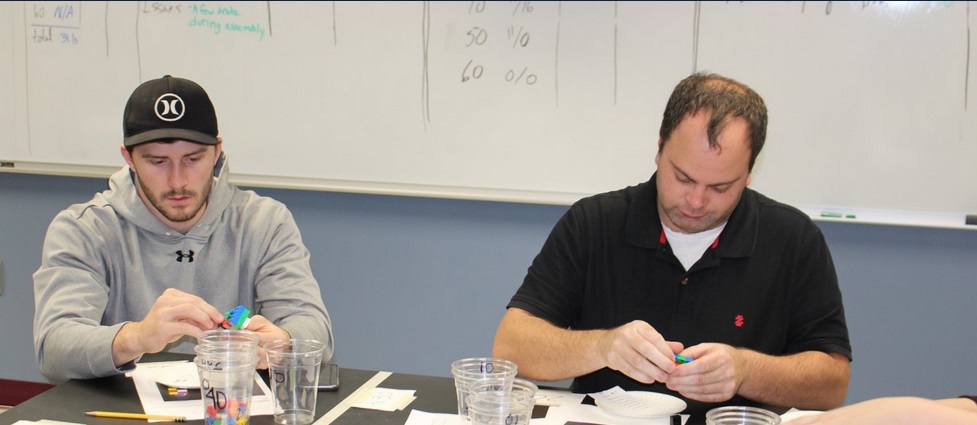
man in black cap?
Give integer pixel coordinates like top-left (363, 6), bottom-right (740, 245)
top-left (33, 76), bottom-right (334, 383)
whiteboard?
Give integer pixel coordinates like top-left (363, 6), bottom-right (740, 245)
top-left (3, 1), bottom-right (977, 229)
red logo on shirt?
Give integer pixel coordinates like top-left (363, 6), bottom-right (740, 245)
top-left (734, 314), bottom-right (745, 327)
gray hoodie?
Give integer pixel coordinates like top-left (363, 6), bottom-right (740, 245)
top-left (33, 153), bottom-right (333, 383)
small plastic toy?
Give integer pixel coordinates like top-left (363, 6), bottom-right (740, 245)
top-left (219, 305), bottom-right (252, 330)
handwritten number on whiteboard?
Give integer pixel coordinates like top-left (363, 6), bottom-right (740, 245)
top-left (462, 59), bottom-right (484, 82)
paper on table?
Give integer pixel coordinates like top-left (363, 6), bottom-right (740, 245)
top-left (780, 408), bottom-right (823, 421)
top-left (350, 388), bottom-right (417, 412)
top-left (404, 388), bottom-right (686, 425)
top-left (404, 405), bottom-right (687, 425)
top-left (543, 402), bottom-right (688, 425)
top-left (131, 361), bottom-right (275, 422)
top-left (535, 388), bottom-right (587, 407)
top-left (404, 410), bottom-right (466, 425)
top-left (124, 360), bottom-right (189, 378)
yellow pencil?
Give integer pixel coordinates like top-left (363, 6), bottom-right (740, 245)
top-left (85, 411), bottom-right (186, 422)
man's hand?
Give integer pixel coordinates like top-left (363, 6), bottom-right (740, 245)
top-left (245, 314), bottom-right (291, 369)
top-left (597, 320), bottom-right (685, 384)
top-left (112, 288), bottom-right (224, 366)
top-left (664, 343), bottom-right (744, 403)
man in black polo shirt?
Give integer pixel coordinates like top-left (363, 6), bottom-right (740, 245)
top-left (493, 72), bottom-right (851, 417)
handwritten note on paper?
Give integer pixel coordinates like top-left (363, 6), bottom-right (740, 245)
top-left (588, 386), bottom-right (668, 417)
top-left (535, 388), bottom-right (587, 407)
top-left (350, 387), bottom-right (417, 412)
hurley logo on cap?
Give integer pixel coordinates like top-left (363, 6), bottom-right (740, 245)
top-left (123, 75), bottom-right (219, 148)
top-left (155, 93), bottom-right (186, 122)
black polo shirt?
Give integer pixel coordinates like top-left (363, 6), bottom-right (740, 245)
top-left (507, 173), bottom-right (851, 413)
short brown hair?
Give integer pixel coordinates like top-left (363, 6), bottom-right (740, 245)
top-left (658, 72), bottom-right (768, 171)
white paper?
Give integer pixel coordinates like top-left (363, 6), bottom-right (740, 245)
top-left (131, 361), bottom-right (275, 422)
top-left (350, 387), bottom-right (417, 412)
top-left (542, 402), bottom-right (688, 425)
top-left (405, 410), bottom-right (466, 425)
top-left (404, 388), bottom-right (686, 425)
top-left (780, 408), bottom-right (823, 421)
top-left (532, 389), bottom-right (584, 407)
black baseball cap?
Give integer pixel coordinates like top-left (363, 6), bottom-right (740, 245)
top-left (123, 75), bottom-right (219, 148)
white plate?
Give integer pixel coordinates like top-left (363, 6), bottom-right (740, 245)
top-left (594, 391), bottom-right (687, 418)
top-left (154, 362), bottom-right (201, 389)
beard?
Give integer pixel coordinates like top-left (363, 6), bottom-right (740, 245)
top-left (140, 178), bottom-right (212, 224)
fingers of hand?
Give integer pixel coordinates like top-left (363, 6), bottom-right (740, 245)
top-left (162, 304), bottom-right (221, 330)
top-left (255, 348), bottom-right (269, 370)
top-left (666, 360), bottom-right (737, 402)
top-left (606, 357), bottom-right (658, 385)
top-left (245, 318), bottom-right (290, 349)
top-left (136, 320), bottom-right (208, 353)
top-left (678, 385), bottom-right (736, 403)
top-left (245, 314), bottom-right (272, 330)
top-left (630, 326), bottom-right (677, 374)
top-left (157, 290), bottom-right (224, 324)
top-left (605, 341), bottom-right (669, 383)
top-left (601, 322), bottom-right (680, 383)
top-left (140, 301), bottom-right (223, 352)
top-left (153, 289), bottom-right (223, 325)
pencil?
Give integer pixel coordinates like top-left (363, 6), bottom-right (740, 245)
top-left (85, 411), bottom-right (186, 422)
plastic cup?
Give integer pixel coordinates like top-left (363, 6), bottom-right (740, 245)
top-left (195, 355), bottom-right (259, 425)
top-left (194, 347), bottom-right (260, 370)
top-left (264, 339), bottom-right (327, 425)
top-left (450, 357), bottom-right (518, 419)
top-left (467, 377), bottom-right (538, 405)
top-left (194, 344), bottom-right (261, 359)
top-left (467, 395), bottom-right (534, 425)
top-left (194, 337), bottom-right (260, 371)
top-left (706, 406), bottom-right (782, 425)
top-left (196, 329), bottom-right (261, 348)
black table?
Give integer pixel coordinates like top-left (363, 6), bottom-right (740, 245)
top-left (1, 353), bottom-right (788, 425)
top-left (0, 353), bottom-right (456, 425)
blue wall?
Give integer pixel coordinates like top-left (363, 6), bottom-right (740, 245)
top-left (2, 172), bottom-right (976, 405)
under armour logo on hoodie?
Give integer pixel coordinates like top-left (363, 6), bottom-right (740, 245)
top-left (176, 250), bottom-right (195, 263)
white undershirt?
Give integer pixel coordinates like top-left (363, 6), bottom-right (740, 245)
top-left (662, 222), bottom-right (726, 271)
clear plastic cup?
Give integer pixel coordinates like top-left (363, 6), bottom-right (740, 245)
top-left (450, 357), bottom-right (518, 419)
top-left (467, 377), bottom-right (538, 405)
top-left (193, 350), bottom-right (260, 370)
top-left (196, 329), bottom-right (261, 348)
top-left (467, 394), bottom-right (534, 425)
top-left (706, 406), bottom-right (782, 425)
top-left (195, 355), bottom-right (259, 425)
top-left (194, 341), bottom-right (259, 370)
top-left (264, 339), bottom-right (327, 425)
